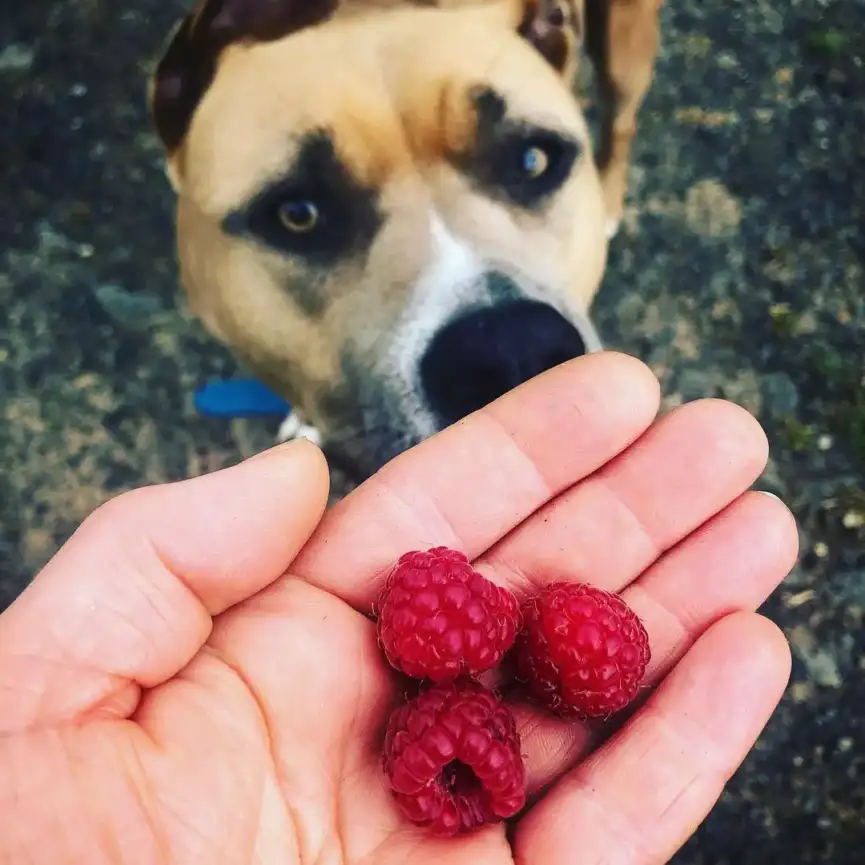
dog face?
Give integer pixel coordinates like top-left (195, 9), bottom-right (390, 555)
top-left (151, 0), bottom-right (608, 479)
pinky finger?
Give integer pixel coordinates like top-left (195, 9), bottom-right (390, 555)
top-left (513, 612), bottom-right (791, 865)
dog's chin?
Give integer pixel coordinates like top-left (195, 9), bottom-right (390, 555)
top-left (318, 421), bottom-right (426, 488)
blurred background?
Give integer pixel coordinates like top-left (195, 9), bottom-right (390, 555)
top-left (1, 0), bottom-right (863, 861)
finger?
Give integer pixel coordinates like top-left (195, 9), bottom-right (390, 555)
top-left (0, 440), bottom-right (329, 732)
top-left (514, 612), bottom-right (792, 865)
top-left (294, 352), bottom-right (661, 608)
top-left (629, 492), bottom-right (798, 682)
top-left (479, 399), bottom-right (769, 597)
top-left (514, 490), bottom-right (798, 790)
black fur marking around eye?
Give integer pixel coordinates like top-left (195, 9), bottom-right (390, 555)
top-left (460, 87), bottom-right (581, 210)
top-left (224, 131), bottom-right (382, 262)
top-left (222, 131), bottom-right (382, 315)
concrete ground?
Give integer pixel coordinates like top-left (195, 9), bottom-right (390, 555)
top-left (1, 0), bottom-right (863, 861)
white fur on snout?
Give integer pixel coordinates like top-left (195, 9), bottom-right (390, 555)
top-left (386, 211), bottom-right (487, 369)
top-left (392, 211), bottom-right (487, 368)
top-left (420, 213), bottom-right (487, 298)
top-left (380, 211), bottom-right (488, 438)
top-left (380, 211), bottom-right (605, 443)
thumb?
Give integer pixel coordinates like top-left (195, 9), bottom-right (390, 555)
top-left (0, 439), bottom-right (328, 733)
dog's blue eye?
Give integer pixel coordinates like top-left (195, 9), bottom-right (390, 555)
top-left (278, 200), bottom-right (319, 234)
top-left (521, 145), bottom-right (550, 179)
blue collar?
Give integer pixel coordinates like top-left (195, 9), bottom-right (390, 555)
top-left (194, 378), bottom-right (290, 419)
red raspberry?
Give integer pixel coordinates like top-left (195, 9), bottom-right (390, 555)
top-left (382, 680), bottom-right (526, 836)
top-left (513, 581), bottom-right (650, 719)
top-left (375, 547), bottom-right (520, 684)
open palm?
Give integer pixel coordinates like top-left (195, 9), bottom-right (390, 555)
top-left (0, 354), bottom-right (797, 864)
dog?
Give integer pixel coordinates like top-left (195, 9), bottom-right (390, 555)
top-left (149, 0), bottom-right (660, 483)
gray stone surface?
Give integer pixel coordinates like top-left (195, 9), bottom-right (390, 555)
top-left (1, 0), bottom-right (863, 861)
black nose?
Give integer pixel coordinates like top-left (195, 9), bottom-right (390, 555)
top-left (420, 298), bottom-right (587, 425)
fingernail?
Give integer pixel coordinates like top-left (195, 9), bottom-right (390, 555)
top-left (757, 491), bottom-right (785, 505)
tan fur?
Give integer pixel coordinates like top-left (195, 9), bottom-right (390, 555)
top-left (149, 0), bottom-right (660, 473)
top-left (169, 3), bottom-right (607, 431)
top-left (587, 0), bottom-right (661, 228)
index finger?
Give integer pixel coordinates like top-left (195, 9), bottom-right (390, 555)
top-left (293, 352), bottom-right (661, 608)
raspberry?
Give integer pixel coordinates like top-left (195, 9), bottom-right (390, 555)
top-left (382, 680), bottom-right (526, 836)
top-left (376, 547), bottom-right (520, 684)
top-left (513, 581), bottom-right (650, 719)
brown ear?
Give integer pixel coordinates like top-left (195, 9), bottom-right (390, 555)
top-left (150, 0), bottom-right (338, 153)
top-left (517, 0), bottom-right (582, 74)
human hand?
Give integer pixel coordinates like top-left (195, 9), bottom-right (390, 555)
top-left (0, 353), bottom-right (797, 864)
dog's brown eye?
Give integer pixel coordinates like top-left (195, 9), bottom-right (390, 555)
top-left (470, 126), bottom-right (578, 209)
top-left (521, 145), bottom-right (550, 179)
top-left (278, 200), bottom-right (319, 233)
